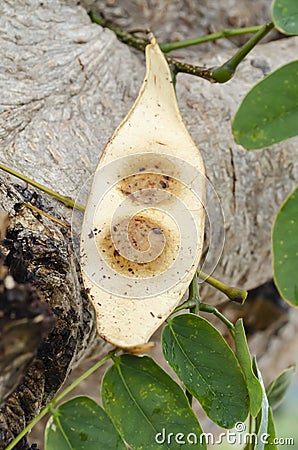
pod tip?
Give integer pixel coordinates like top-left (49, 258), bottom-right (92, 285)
top-left (147, 31), bottom-right (157, 46)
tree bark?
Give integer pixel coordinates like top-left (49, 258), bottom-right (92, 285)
top-left (0, 1), bottom-right (297, 448)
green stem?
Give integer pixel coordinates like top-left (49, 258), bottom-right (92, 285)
top-left (212, 21), bottom-right (275, 82)
top-left (189, 273), bottom-right (199, 299)
top-left (89, 11), bottom-right (275, 84)
top-left (0, 162), bottom-right (85, 212)
top-left (199, 303), bottom-right (235, 337)
top-left (4, 406), bottom-right (49, 450)
top-left (173, 281), bottom-right (235, 336)
top-left (160, 25), bottom-right (263, 53)
top-left (188, 272), bottom-right (200, 315)
top-left (173, 273), bottom-right (201, 314)
top-left (197, 269), bottom-right (247, 303)
top-left (173, 298), bottom-right (196, 313)
top-left (5, 352), bottom-right (114, 450)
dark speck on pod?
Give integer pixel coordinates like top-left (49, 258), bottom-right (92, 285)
top-left (153, 228), bottom-right (162, 235)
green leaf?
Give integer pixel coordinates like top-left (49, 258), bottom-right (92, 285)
top-left (162, 314), bottom-right (249, 428)
top-left (45, 396), bottom-right (126, 450)
top-left (272, 187), bottom-right (298, 306)
top-left (264, 406), bottom-right (278, 450)
top-left (253, 359), bottom-right (269, 450)
top-left (232, 61), bottom-right (298, 149)
top-left (244, 408), bottom-right (278, 450)
top-left (101, 354), bottom-right (206, 450)
top-left (266, 365), bottom-right (296, 410)
top-left (272, 0), bottom-right (298, 35)
top-left (235, 319), bottom-right (263, 417)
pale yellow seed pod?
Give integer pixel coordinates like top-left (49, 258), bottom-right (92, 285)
top-left (80, 37), bottom-right (206, 349)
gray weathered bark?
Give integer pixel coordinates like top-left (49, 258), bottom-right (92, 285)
top-left (0, 178), bottom-right (99, 448)
top-left (0, 0), bottom-right (297, 447)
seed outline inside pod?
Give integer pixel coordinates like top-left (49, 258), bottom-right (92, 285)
top-left (80, 37), bottom-right (206, 349)
top-left (81, 152), bottom-right (204, 298)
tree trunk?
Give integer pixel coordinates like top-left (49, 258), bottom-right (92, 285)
top-left (0, 1), bottom-right (297, 448)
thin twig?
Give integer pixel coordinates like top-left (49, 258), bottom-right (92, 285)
top-left (23, 202), bottom-right (71, 228)
top-left (0, 162), bottom-right (85, 211)
top-left (89, 10), bottom-right (215, 82)
top-left (89, 11), bottom-right (275, 84)
top-left (160, 25), bottom-right (264, 53)
top-left (199, 303), bottom-right (235, 337)
top-left (89, 11), bottom-right (147, 52)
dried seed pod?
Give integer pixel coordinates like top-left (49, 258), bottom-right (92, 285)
top-left (80, 37), bottom-right (205, 349)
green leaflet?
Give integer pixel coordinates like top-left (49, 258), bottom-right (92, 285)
top-left (162, 314), bottom-right (249, 428)
top-left (101, 354), bottom-right (206, 450)
top-left (266, 365), bottom-right (296, 409)
top-left (272, 0), bottom-right (298, 35)
top-left (272, 187), bottom-right (298, 306)
top-left (45, 396), bottom-right (126, 450)
top-left (235, 319), bottom-right (263, 417)
top-left (232, 61), bottom-right (298, 149)
top-left (264, 406), bottom-right (278, 450)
